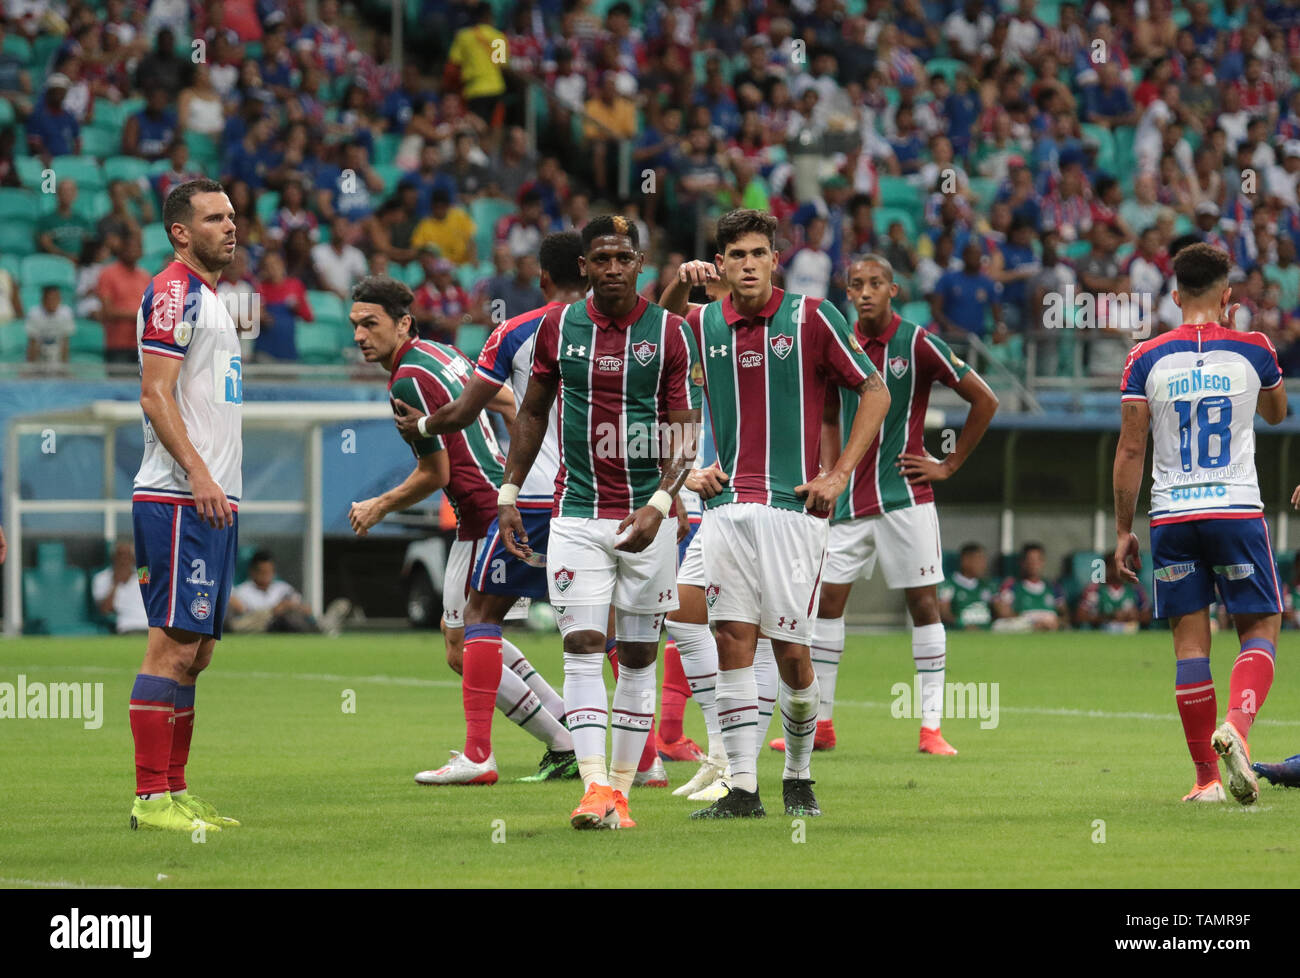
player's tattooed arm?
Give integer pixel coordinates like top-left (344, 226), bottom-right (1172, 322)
top-left (799, 373), bottom-right (890, 511)
top-left (498, 373), bottom-right (559, 558)
top-left (1112, 400), bottom-right (1150, 583)
top-left (616, 408), bottom-right (701, 553)
top-left (393, 374), bottom-right (502, 442)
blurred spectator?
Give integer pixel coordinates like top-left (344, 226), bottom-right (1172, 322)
top-left (227, 550), bottom-right (349, 635)
top-left (282, 228), bottom-right (320, 292)
top-left (447, 130), bottom-right (491, 200)
top-left (363, 195), bottom-right (418, 266)
top-left (134, 27), bottom-right (189, 97)
top-left (123, 86), bottom-right (178, 161)
top-left (96, 232), bottom-right (150, 365)
top-left (320, 140), bottom-right (385, 223)
top-left (0, 20), bottom-right (33, 116)
top-left (0, 258), bottom-right (19, 324)
top-left (989, 215), bottom-right (1039, 331)
top-left (449, 1), bottom-right (508, 132)
top-left (932, 241), bottom-right (1001, 339)
top-left (938, 543), bottom-right (996, 630)
top-left (93, 540), bottom-right (148, 634)
top-left (311, 217), bottom-right (368, 300)
top-left (26, 72), bottom-right (80, 161)
top-left (151, 140), bottom-right (200, 208)
top-left (37, 179), bottom-right (92, 262)
top-left (1076, 554), bottom-right (1152, 632)
top-left (491, 126), bottom-right (537, 202)
top-left (402, 143), bottom-right (457, 218)
top-left (178, 62), bottom-right (225, 137)
top-left (254, 249), bottom-right (313, 363)
top-left (496, 187), bottom-right (549, 258)
top-left (782, 214), bottom-right (832, 298)
top-left (586, 71), bottom-right (638, 200)
top-left (411, 188), bottom-right (477, 266)
top-left (25, 284), bottom-right (74, 365)
top-left (269, 178), bottom-right (320, 245)
top-left (993, 543), bottom-right (1068, 632)
top-left (483, 252), bottom-right (544, 324)
top-left (915, 230), bottom-right (958, 296)
top-left (1266, 236), bottom-right (1300, 312)
top-left (413, 254), bottom-right (471, 343)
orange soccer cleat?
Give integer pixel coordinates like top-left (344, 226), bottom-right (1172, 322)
top-left (570, 783), bottom-right (619, 830)
top-left (918, 727), bottom-right (958, 755)
top-left (612, 789), bottom-right (636, 828)
top-left (1182, 780), bottom-right (1226, 802)
top-left (769, 719), bottom-right (837, 752)
top-left (657, 734), bottom-right (707, 763)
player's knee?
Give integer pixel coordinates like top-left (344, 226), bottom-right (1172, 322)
top-left (906, 588), bottom-right (941, 625)
top-left (562, 630), bottom-right (605, 657)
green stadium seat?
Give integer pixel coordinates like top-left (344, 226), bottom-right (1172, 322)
top-left (636, 268), bottom-right (657, 294)
top-left (80, 125), bottom-right (119, 159)
top-left (0, 187), bottom-right (38, 220)
top-left (256, 191), bottom-right (281, 224)
top-left (873, 206), bottom-right (916, 238)
top-left (72, 189), bottom-right (110, 223)
top-left (22, 541), bottom-right (100, 635)
top-left (2, 33), bottom-right (31, 64)
top-left (142, 223), bottom-right (170, 255)
top-left (1062, 239), bottom-right (1092, 260)
top-left (455, 263), bottom-right (479, 289)
top-left (400, 261), bottom-right (425, 289)
top-left (296, 320), bottom-right (345, 364)
top-left (372, 163), bottom-right (405, 196)
top-left (16, 156), bottom-right (45, 188)
top-left (307, 290), bottom-right (347, 328)
top-left (103, 155), bottom-right (151, 184)
top-left (92, 97), bottom-right (140, 128)
top-left (877, 175), bottom-right (922, 209)
top-left (69, 318), bottom-right (104, 362)
top-left (1080, 124), bottom-right (1116, 173)
top-left (0, 99), bottom-right (14, 127)
top-left (470, 197), bottom-right (514, 259)
top-left (0, 221), bottom-right (36, 255)
top-left (0, 252), bottom-right (21, 279)
top-left (968, 177), bottom-right (999, 209)
top-left (184, 131), bottom-right (219, 170)
top-left (373, 132), bottom-right (402, 167)
top-left (455, 324), bottom-right (490, 359)
top-left (899, 300), bottom-right (931, 326)
top-left (51, 155), bottom-right (106, 192)
top-left (20, 253), bottom-right (76, 290)
top-left (0, 321), bottom-right (25, 361)
top-left (1112, 125), bottom-right (1136, 172)
top-left (924, 58), bottom-right (966, 85)
top-left (29, 34), bottom-right (63, 72)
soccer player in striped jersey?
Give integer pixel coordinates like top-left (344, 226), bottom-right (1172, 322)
top-left (129, 180), bottom-right (243, 833)
top-left (498, 215), bottom-right (702, 830)
top-left (1115, 243), bottom-right (1287, 805)
top-left (683, 209), bottom-right (891, 819)
top-left (770, 253), bottom-right (998, 757)
top-left (348, 276), bottom-right (574, 786)
top-left (390, 232), bottom-right (588, 783)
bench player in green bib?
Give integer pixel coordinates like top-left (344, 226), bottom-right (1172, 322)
top-left (770, 254), bottom-right (998, 757)
top-left (681, 210), bottom-right (891, 818)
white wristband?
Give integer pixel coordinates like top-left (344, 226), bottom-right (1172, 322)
top-left (648, 490), bottom-right (673, 517)
top-left (498, 483), bottom-right (520, 506)
top-left (417, 415), bottom-right (431, 438)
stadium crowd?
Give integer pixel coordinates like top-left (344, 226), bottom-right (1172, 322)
top-left (4, 0), bottom-right (1300, 380)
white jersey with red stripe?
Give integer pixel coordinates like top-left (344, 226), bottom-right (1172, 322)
top-left (133, 259), bottom-right (243, 506)
top-left (473, 302), bottom-right (562, 509)
top-left (1121, 322), bottom-right (1282, 526)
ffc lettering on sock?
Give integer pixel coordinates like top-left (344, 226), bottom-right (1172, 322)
top-left (779, 678), bottom-right (821, 779)
top-left (564, 651), bottom-right (609, 768)
top-left (716, 666), bottom-right (759, 792)
top-left (611, 663), bottom-right (657, 793)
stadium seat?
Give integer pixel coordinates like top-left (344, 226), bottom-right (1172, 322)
top-left (92, 96), bottom-right (141, 128)
top-left (2, 33), bottom-right (31, 64)
top-left (469, 197), bottom-right (514, 258)
top-left (69, 319), bottom-right (105, 362)
top-left (20, 253), bottom-right (76, 290)
top-left (296, 320), bottom-right (345, 364)
top-left (184, 131), bottom-right (219, 171)
top-left (0, 252), bottom-right (21, 280)
top-left (372, 163), bottom-right (405, 196)
top-left (877, 175), bottom-right (922, 209)
top-left (51, 155), bottom-right (106, 192)
top-left (924, 58), bottom-right (966, 84)
top-left (0, 99), bottom-right (14, 127)
top-left (373, 132), bottom-right (403, 167)
top-left (968, 177), bottom-right (999, 209)
top-left (307, 290), bottom-right (347, 329)
top-left (0, 187), bottom-right (37, 220)
top-left (1080, 125), bottom-right (1116, 173)
top-left (16, 156), bottom-right (44, 188)
top-left (0, 221), bottom-right (36, 255)
top-left (0, 321), bottom-right (25, 361)
top-left (455, 324), bottom-right (490, 360)
top-left (22, 541), bottom-right (100, 635)
top-left (400, 261), bottom-right (425, 288)
top-left (72, 190), bottom-right (110, 223)
top-left (636, 268), bottom-right (657, 294)
top-left (873, 206), bottom-right (916, 238)
top-left (256, 191), bottom-right (281, 224)
top-left (29, 33), bottom-right (63, 72)
top-left (899, 300), bottom-right (931, 326)
top-left (1112, 126), bottom-right (1136, 172)
top-left (103, 155), bottom-right (151, 184)
top-left (80, 125), bottom-right (119, 159)
top-left (142, 223), bottom-right (171, 255)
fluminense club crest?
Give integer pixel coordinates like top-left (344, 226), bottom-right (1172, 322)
top-left (632, 339), bottom-right (657, 366)
top-left (705, 583), bottom-right (720, 607)
top-left (553, 567), bottom-right (575, 593)
top-left (769, 334), bottom-right (794, 360)
top-left (889, 355), bottom-right (909, 378)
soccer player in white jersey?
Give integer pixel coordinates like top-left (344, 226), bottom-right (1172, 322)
top-left (1115, 243), bottom-right (1288, 805)
top-left (129, 180), bottom-right (243, 833)
top-left (768, 254), bottom-right (998, 757)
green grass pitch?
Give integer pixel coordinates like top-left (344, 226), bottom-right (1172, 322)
top-left (2, 630), bottom-right (1299, 888)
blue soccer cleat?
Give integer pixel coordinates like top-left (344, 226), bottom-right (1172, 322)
top-left (1252, 753), bottom-right (1300, 788)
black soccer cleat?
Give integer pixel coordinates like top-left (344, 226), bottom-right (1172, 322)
top-left (517, 748), bottom-right (580, 782)
top-left (782, 778), bottom-right (822, 816)
top-left (689, 784), bottom-right (766, 819)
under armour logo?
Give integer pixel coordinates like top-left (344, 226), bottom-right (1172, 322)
top-left (710, 345), bottom-right (728, 357)
top-left (777, 616), bottom-right (798, 630)
top-left (566, 344), bottom-right (587, 357)
top-left (659, 589), bottom-right (673, 602)
top-left (920, 565), bottom-right (935, 576)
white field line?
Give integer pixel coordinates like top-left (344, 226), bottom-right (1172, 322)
top-left (9, 664), bottom-right (1300, 728)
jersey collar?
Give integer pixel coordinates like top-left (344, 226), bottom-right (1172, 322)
top-left (585, 294), bottom-right (647, 331)
top-left (389, 336), bottom-right (421, 380)
top-left (722, 287), bottom-right (784, 327)
top-left (856, 311), bottom-right (901, 348)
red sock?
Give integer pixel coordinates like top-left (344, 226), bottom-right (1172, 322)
top-left (638, 716), bottom-right (658, 772)
top-left (461, 625), bottom-right (504, 763)
top-left (1174, 659), bottom-right (1217, 786)
top-left (168, 685), bottom-right (196, 793)
top-left (1225, 640), bottom-right (1276, 740)
top-left (129, 674), bottom-right (178, 796)
top-left (660, 639), bottom-right (689, 743)
top-left (606, 638), bottom-right (618, 680)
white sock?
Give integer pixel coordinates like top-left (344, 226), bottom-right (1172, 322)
top-left (663, 619), bottom-right (722, 754)
top-left (810, 617), bottom-right (845, 723)
top-left (563, 651), bottom-right (608, 788)
top-left (913, 622), bottom-right (946, 729)
top-left (779, 677), bottom-right (821, 780)
top-left (716, 665), bottom-right (758, 793)
top-left (754, 638), bottom-right (779, 748)
top-left (496, 664), bottom-right (572, 751)
top-left (502, 640), bottom-right (566, 722)
top-left (609, 662), bottom-right (656, 795)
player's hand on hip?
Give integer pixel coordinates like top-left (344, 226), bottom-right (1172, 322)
top-left (897, 452), bottom-right (951, 485)
top-left (1114, 532), bottom-right (1141, 584)
top-left (498, 505), bottom-right (531, 559)
top-left (393, 400), bottom-right (425, 443)
top-left (795, 468), bottom-right (847, 512)
top-left (677, 259), bottom-right (720, 286)
top-left (615, 506), bottom-right (662, 553)
top-left (191, 471), bottom-right (232, 529)
top-left (686, 463), bottom-right (729, 499)
top-left (348, 497), bottom-right (385, 536)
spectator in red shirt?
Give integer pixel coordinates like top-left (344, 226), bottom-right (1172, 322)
top-left (95, 233), bottom-right (151, 365)
top-left (254, 249), bottom-right (314, 362)
top-left (412, 254), bottom-right (471, 344)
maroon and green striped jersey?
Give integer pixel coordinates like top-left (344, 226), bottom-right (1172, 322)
top-left (389, 337), bottom-right (505, 540)
top-left (530, 295), bottom-right (701, 519)
top-left (832, 313), bottom-right (970, 521)
top-left (685, 288), bottom-right (876, 517)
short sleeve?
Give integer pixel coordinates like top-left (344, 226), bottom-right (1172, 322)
top-left (1253, 333), bottom-right (1283, 390)
top-left (390, 373), bottom-right (446, 457)
top-left (530, 307), bottom-right (561, 383)
top-left (660, 314), bottom-right (702, 413)
top-left (812, 298), bottom-right (876, 389)
top-left (1120, 343), bottom-right (1148, 401)
top-left (916, 330), bottom-right (971, 389)
top-left (140, 275), bottom-right (198, 361)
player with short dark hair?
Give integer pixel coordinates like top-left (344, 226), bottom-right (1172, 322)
top-left (1115, 242), bottom-right (1288, 805)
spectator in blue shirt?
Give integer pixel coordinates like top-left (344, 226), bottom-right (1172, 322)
top-left (123, 87), bottom-right (179, 162)
top-left (400, 143), bottom-right (458, 218)
top-left (1084, 62), bottom-right (1137, 129)
top-left (889, 106), bottom-right (926, 176)
top-left (26, 74), bottom-right (80, 163)
top-left (222, 116), bottom-right (279, 191)
top-left (992, 216), bottom-right (1040, 332)
top-left (382, 62), bottom-right (436, 134)
top-left (932, 241), bottom-right (1002, 340)
top-left (319, 140), bottom-right (386, 222)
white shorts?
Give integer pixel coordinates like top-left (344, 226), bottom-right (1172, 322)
top-left (678, 522), bottom-right (706, 588)
top-left (823, 502), bottom-right (944, 590)
top-left (547, 515), bottom-right (680, 614)
top-left (441, 537), bottom-right (483, 630)
top-left (700, 502), bottom-right (828, 644)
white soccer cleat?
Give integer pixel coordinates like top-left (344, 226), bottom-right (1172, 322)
top-left (1181, 780), bottom-right (1226, 803)
top-left (673, 752), bottom-right (728, 797)
top-left (1211, 722), bottom-right (1258, 806)
top-left (414, 750), bottom-right (499, 786)
top-left (633, 756), bottom-right (669, 787)
top-left (686, 764), bottom-right (732, 801)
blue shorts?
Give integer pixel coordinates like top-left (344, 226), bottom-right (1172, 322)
top-left (1150, 516), bottom-right (1283, 619)
top-left (133, 501), bottom-right (238, 639)
top-left (472, 508), bottom-right (551, 599)
top-left (677, 516), bottom-right (702, 563)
